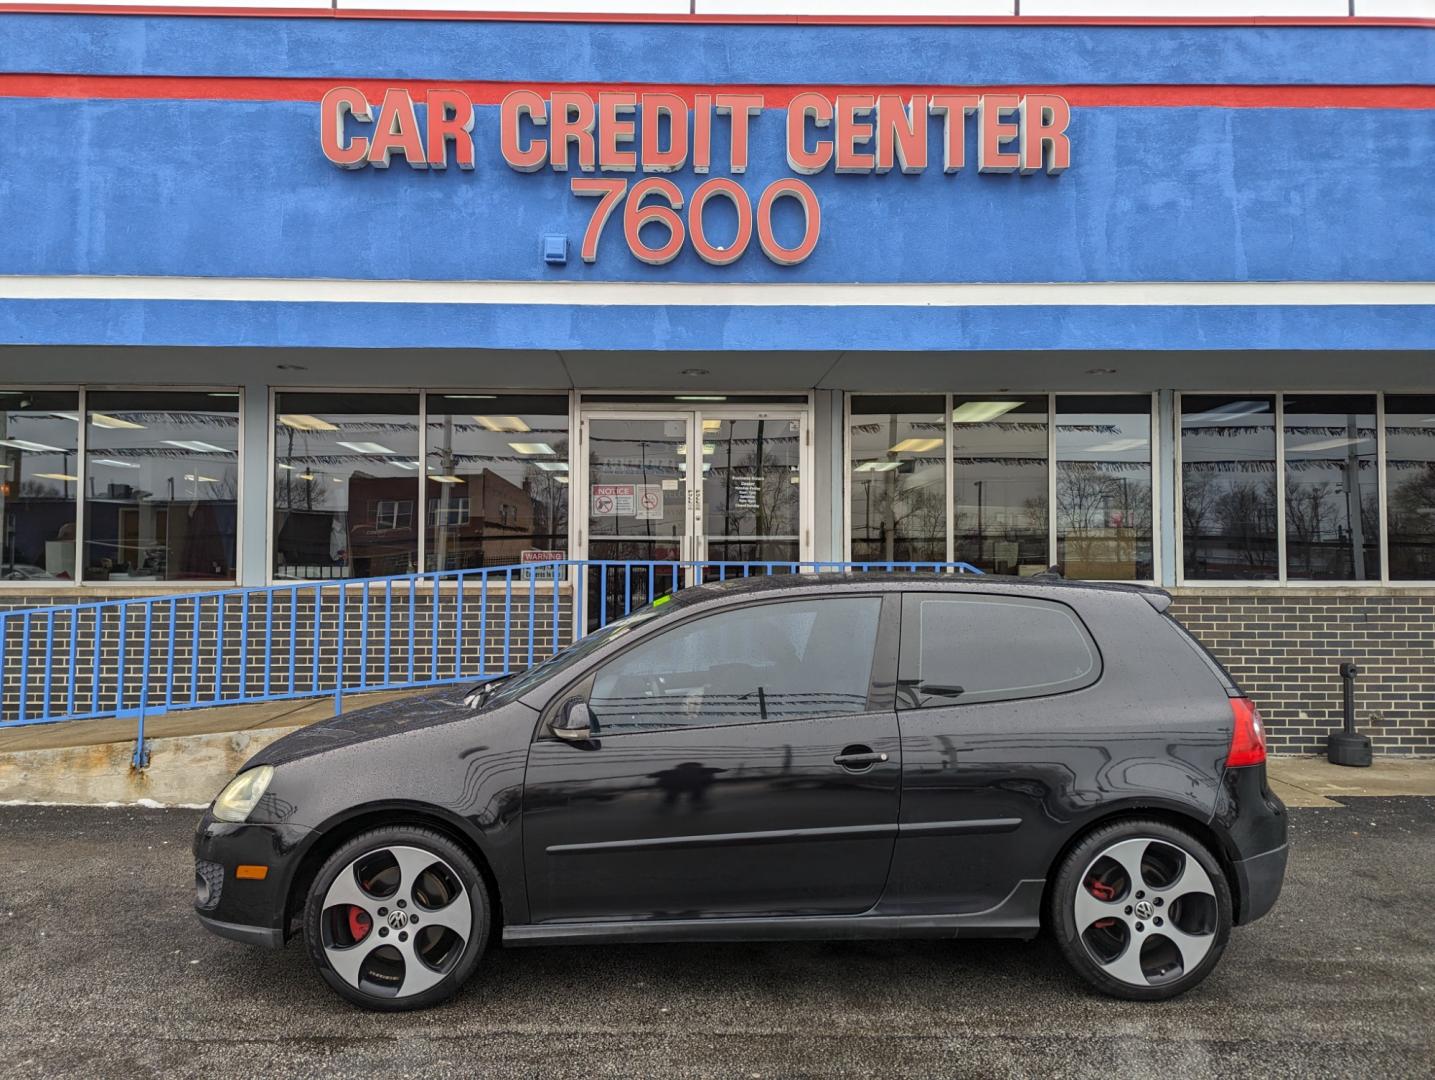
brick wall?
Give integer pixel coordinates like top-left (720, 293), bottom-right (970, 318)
top-left (5, 584), bottom-right (1432, 755)
top-left (1170, 589), bottom-right (1435, 756)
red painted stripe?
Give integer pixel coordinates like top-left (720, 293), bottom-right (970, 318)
top-left (2, 74), bottom-right (1434, 109)
top-left (0, 5), bottom-right (1433, 29)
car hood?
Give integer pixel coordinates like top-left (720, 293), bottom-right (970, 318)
top-left (247, 686), bottom-right (485, 768)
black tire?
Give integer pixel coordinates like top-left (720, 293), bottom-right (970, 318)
top-left (303, 825), bottom-right (491, 1012)
top-left (1049, 818), bottom-right (1232, 1001)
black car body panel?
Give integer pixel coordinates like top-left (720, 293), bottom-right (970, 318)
top-left (193, 574), bottom-right (1287, 950)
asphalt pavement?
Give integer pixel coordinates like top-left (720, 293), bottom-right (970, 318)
top-left (1, 798), bottom-right (1432, 1079)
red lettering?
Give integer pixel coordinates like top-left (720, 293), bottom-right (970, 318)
top-left (835, 95), bottom-right (876, 174)
top-left (598, 91), bottom-right (638, 172)
top-left (928, 93), bottom-right (978, 172)
top-left (368, 89), bottom-right (426, 169)
top-left (623, 177), bottom-right (686, 266)
top-left (425, 89), bottom-right (474, 170)
top-left (757, 178), bottom-right (821, 266)
top-left (715, 93), bottom-right (764, 174)
top-left (786, 92), bottom-right (833, 175)
top-left (500, 90), bottom-right (547, 172)
top-left (688, 178), bottom-right (752, 267)
top-left (876, 94), bottom-right (927, 174)
top-left (1020, 94), bottom-right (1072, 174)
top-left (641, 93), bottom-right (688, 173)
top-left (320, 86), bottom-right (371, 170)
top-left (978, 94), bottom-right (1021, 173)
top-left (692, 93), bottom-right (713, 174)
top-left (550, 91), bottom-right (596, 173)
top-left (571, 178), bottom-right (627, 263)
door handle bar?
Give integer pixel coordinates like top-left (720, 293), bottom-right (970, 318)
top-left (833, 751), bottom-right (889, 766)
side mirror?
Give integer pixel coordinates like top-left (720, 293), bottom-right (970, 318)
top-left (553, 699), bottom-right (596, 742)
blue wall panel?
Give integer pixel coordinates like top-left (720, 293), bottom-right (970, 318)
top-left (2, 15), bottom-right (1432, 85)
top-left (2, 100), bottom-right (1431, 284)
top-left (2, 299), bottom-right (1432, 351)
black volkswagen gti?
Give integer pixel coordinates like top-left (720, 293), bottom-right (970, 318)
top-left (194, 574), bottom-right (1287, 1010)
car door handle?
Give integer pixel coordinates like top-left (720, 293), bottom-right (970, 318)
top-left (833, 748), bottom-right (889, 768)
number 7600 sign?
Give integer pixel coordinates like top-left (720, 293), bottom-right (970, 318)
top-left (570, 176), bottom-right (821, 267)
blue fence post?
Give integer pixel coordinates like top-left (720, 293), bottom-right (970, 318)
top-left (133, 602), bottom-right (153, 768)
top-left (334, 584), bottom-right (346, 717)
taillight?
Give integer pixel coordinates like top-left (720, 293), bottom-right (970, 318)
top-left (1227, 697), bottom-right (1267, 767)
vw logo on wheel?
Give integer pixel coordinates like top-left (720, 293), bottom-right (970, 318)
top-left (1135, 901), bottom-right (1154, 920)
top-left (387, 909), bottom-right (409, 930)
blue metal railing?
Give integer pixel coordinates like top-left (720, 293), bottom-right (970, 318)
top-left (0, 559), bottom-right (980, 766)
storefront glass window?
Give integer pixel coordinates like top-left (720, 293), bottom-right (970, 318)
top-left (848, 395), bottom-right (946, 563)
top-left (1284, 394), bottom-right (1380, 581)
top-left (84, 391), bottom-right (239, 581)
top-left (1180, 395), bottom-right (1278, 581)
top-left (952, 396), bottom-right (1048, 574)
top-left (424, 395), bottom-right (570, 571)
top-left (1055, 395), bottom-right (1153, 581)
top-left (1, 390), bottom-right (80, 583)
top-left (273, 393), bottom-right (419, 580)
top-left (1386, 395), bottom-right (1435, 581)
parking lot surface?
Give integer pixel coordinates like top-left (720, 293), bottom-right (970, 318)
top-left (1, 798), bottom-right (1432, 1079)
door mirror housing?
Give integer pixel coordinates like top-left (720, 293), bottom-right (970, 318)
top-left (553, 699), bottom-right (596, 742)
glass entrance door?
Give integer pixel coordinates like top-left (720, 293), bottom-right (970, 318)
top-left (579, 406), bottom-right (809, 613)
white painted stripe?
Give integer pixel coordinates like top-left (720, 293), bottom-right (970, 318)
top-left (695, 1), bottom-right (1011, 14)
top-left (0, 276), bottom-right (1431, 307)
top-left (339, 0), bottom-right (690, 11)
top-left (1354, 0), bottom-right (1435, 16)
top-left (1021, 0), bottom-right (1347, 13)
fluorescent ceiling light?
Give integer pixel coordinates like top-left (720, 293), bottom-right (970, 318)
top-left (164, 440), bottom-right (230, 454)
top-left (332, 477), bottom-right (343, 483)
top-left (854, 461), bottom-right (902, 473)
top-left (90, 413), bottom-right (146, 430)
top-left (1082, 438), bottom-right (1149, 454)
top-left (509, 442), bottom-right (555, 455)
top-left (951, 401), bottom-right (1023, 424)
top-left (476, 416), bottom-right (530, 432)
top-left (95, 458), bottom-right (141, 469)
top-left (207, 392), bottom-right (239, 398)
top-left (298, 473), bottom-right (316, 481)
top-left (34, 472), bottom-right (78, 481)
top-left (279, 414), bottom-right (339, 432)
top-left (0, 438), bottom-right (66, 453)
top-left (889, 437), bottom-right (944, 454)
top-left (392, 460), bottom-right (421, 471)
top-left (702, 419), bottom-right (724, 432)
top-left (184, 474), bottom-right (218, 483)
top-left (336, 441), bottom-right (396, 455)
top-left (430, 475), bottom-right (465, 485)
top-left (535, 461), bottom-right (569, 472)
top-left (276, 463), bottom-right (294, 471)
top-left (675, 395), bottom-right (727, 402)
top-left (555, 475), bottom-right (570, 484)
top-left (1183, 401), bottom-right (1270, 426)
top-left (443, 395), bottom-right (496, 400)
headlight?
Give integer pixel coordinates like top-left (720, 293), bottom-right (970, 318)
top-left (211, 765), bottom-right (275, 823)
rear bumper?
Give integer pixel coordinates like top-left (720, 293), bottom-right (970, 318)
top-left (1232, 842), bottom-right (1288, 925)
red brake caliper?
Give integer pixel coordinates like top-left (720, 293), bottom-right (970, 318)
top-left (347, 906), bottom-right (372, 942)
top-left (1087, 877), bottom-right (1117, 928)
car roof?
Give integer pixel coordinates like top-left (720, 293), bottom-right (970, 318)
top-left (666, 572), bottom-right (1171, 611)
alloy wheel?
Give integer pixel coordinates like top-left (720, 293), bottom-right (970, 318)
top-left (319, 844), bottom-right (473, 999)
top-left (1074, 836), bottom-right (1219, 989)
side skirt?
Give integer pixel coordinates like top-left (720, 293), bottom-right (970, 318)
top-left (503, 879), bottom-right (1045, 946)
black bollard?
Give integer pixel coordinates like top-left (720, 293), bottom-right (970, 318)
top-left (1326, 661), bottom-right (1372, 768)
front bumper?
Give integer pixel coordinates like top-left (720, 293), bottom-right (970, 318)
top-left (192, 813), bottom-right (313, 948)
top-left (1232, 842), bottom-right (1288, 925)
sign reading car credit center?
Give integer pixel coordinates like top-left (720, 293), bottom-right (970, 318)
top-left (320, 87), bottom-right (1070, 267)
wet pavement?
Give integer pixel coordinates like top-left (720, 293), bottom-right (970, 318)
top-left (1, 798), bottom-right (1431, 1079)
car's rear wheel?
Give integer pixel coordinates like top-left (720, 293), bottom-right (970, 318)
top-left (1050, 818), bottom-right (1232, 1001)
top-left (303, 825), bottom-right (491, 1011)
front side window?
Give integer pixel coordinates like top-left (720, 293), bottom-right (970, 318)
top-left (0, 391), bottom-right (79, 582)
top-left (1181, 395), bottom-right (1278, 581)
top-left (1386, 394), bottom-right (1435, 581)
top-left (589, 597), bottom-right (881, 733)
top-left (84, 390), bottom-right (239, 582)
top-left (273, 392), bottom-right (420, 580)
top-left (898, 593), bottom-right (1099, 709)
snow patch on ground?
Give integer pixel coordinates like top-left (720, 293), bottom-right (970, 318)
top-left (0, 799), bottom-right (208, 809)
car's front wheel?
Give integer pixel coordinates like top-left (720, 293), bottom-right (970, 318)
top-left (1050, 818), bottom-right (1232, 1001)
top-left (303, 825), bottom-right (491, 1011)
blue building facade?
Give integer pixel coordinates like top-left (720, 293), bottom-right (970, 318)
top-left (1, 8), bottom-right (1433, 751)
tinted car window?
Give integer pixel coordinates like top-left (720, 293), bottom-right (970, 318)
top-left (589, 597), bottom-right (881, 733)
top-left (898, 593), bottom-right (1099, 708)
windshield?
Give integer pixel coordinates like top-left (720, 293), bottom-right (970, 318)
top-left (477, 599), bottom-right (676, 709)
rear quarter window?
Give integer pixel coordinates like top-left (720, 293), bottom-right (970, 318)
top-left (898, 593), bottom-right (1101, 709)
